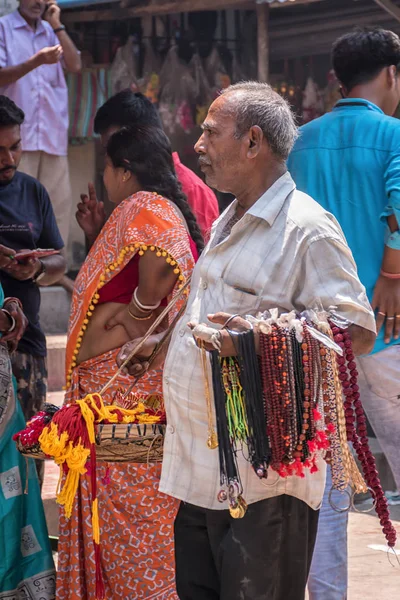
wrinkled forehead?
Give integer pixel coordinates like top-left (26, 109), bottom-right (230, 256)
top-left (203, 94), bottom-right (238, 133)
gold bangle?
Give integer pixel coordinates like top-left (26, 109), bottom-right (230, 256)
top-left (128, 306), bottom-right (153, 321)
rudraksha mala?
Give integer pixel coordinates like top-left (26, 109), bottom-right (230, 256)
top-left (330, 323), bottom-right (397, 548)
top-left (206, 310), bottom-right (396, 546)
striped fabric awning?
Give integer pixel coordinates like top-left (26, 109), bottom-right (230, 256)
top-left (66, 68), bottom-right (112, 143)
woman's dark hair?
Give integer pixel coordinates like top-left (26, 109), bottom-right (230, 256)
top-left (94, 89), bottom-right (162, 134)
top-left (332, 27), bottom-right (400, 92)
top-left (0, 95), bottom-right (24, 127)
top-left (107, 125), bottom-right (204, 254)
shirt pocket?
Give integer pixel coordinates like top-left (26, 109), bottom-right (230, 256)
top-left (41, 63), bottom-right (61, 87)
top-left (216, 278), bottom-right (261, 316)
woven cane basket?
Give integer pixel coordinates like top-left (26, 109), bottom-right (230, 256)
top-left (16, 423), bottom-right (165, 463)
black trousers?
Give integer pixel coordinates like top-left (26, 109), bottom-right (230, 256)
top-left (174, 494), bottom-right (319, 600)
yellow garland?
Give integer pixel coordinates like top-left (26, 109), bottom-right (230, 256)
top-left (92, 498), bottom-right (100, 545)
top-left (38, 392), bottom-right (162, 518)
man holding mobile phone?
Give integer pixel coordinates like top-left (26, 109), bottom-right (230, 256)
top-left (0, 95), bottom-right (66, 486)
top-left (0, 0), bottom-right (81, 248)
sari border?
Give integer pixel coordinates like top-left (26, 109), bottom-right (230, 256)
top-left (0, 344), bottom-right (15, 441)
top-left (0, 568), bottom-right (56, 600)
top-left (66, 192), bottom-right (195, 389)
top-left (66, 243), bottom-right (188, 388)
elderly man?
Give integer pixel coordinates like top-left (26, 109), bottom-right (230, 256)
top-left (0, 0), bottom-right (81, 246)
top-left (119, 82), bottom-right (376, 600)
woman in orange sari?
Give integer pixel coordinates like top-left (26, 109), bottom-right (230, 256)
top-left (56, 125), bottom-right (202, 600)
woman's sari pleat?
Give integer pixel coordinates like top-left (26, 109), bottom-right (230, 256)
top-left (56, 352), bottom-right (179, 600)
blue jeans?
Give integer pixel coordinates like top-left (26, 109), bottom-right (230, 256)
top-left (307, 466), bottom-right (348, 600)
top-left (308, 345), bottom-right (400, 599)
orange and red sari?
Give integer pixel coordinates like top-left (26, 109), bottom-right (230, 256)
top-left (56, 192), bottom-right (195, 600)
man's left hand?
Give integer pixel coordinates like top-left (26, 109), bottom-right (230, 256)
top-left (371, 275), bottom-right (400, 343)
top-left (1, 298), bottom-right (28, 352)
top-left (44, 1), bottom-right (62, 29)
top-left (189, 312), bottom-right (252, 357)
top-left (4, 257), bottom-right (41, 282)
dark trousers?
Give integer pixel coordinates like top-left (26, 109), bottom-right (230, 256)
top-left (174, 494), bottom-right (319, 600)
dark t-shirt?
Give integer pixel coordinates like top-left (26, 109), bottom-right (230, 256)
top-left (0, 171), bottom-right (64, 356)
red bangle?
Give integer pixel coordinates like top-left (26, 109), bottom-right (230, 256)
top-left (380, 270), bottom-right (400, 280)
top-left (3, 296), bottom-right (23, 309)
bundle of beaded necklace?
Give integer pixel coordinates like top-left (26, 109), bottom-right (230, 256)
top-left (205, 310), bottom-right (396, 547)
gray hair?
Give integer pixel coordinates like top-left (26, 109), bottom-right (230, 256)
top-left (221, 81), bottom-right (299, 161)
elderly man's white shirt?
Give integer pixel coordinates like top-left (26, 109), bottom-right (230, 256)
top-left (160, 172), bottom-right (375, 511)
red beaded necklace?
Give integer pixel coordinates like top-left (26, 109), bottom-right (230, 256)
top-left (331, 324), bottom-right (397, 548)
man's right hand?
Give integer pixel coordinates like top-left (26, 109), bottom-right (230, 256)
top-left (76, 183), bottom-right (106, 242)
top-left (36, 45), bottom-right (63, 66)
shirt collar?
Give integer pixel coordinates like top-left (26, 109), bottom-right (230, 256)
top-left (334, 98), bottom-right (384, 115)
top-left (245, 171), bottom-right (296, 226)
top-left (12, 10), bottom-right (45, 33)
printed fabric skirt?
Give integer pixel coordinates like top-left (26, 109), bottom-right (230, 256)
top-left (56, 350), bottom-right (179, 600)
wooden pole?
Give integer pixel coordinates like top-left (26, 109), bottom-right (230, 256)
top-left (373, 0), bottom-right (400, 23)
top-left (257, 2), bottom-right (270, 82)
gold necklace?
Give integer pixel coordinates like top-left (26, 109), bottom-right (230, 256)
top-left (200, 342), bottom-right (218, 450)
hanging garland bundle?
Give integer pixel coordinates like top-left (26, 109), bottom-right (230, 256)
top-left (210, 327), bottom-right (271, 517)
top-left (329, 324), bottom-right (397, 548)
top-left (195, 310), bottom-right (396, 547)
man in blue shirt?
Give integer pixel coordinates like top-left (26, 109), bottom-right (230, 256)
top-left (288, 28), bottom-right (400, 600)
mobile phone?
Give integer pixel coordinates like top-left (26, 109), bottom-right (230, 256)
top-left (14, 249), bottom-right (60, 262)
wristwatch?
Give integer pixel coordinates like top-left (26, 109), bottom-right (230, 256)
top-left (33, 260), bottom-right (46, 283)
top-left (53, 25), bottom-right (66, 34)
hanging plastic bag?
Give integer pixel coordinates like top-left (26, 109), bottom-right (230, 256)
top-left (110, 36), bottom-right (139, 94)
top-left (205, 46), bottom-right (231, 97)
top-left (302, 77), bottom-right (323, 124)
top-left (232, 54), bottom-right (245, 84)
top-left (159, 45), bottom-right (196, 136)
top-left (189, 53), bottom-right (213, 127)
top-left (323, 69), bottom-right (341, 113)
top-left (139, 39), bottom-right (162, 105)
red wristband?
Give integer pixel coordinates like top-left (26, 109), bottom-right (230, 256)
top-left (380, 270), bottom-right (400, 280)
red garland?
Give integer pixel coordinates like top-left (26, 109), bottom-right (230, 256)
top-left (13, 411), bottom-right (48, 447)
top-left (331, 325), bottom-right (397, 548)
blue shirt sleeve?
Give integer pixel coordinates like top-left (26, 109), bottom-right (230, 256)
top-left (382, 148), bottom-right (400, 250)
top-left (37, 185), bottom-right (65, 250)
